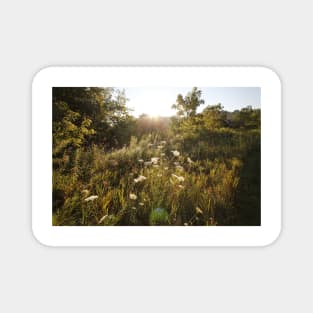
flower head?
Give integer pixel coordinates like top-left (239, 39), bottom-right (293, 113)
top-left (134, 175), bottom-right (147, 183)
top-left (171, 174), bottom-right (185, 182)
top-left (171, 150), bottom-right (180, 157)
top-left (84, 195), bottom-right (98, 202)
top-left (187, 157), bottom-right (194, 164)
top-left (138, 159), bottom-right (144, 163)
top-left (129, 193), bottom-right (137, 200)
top-left (98, 214), bottom-right (108, 224)
top-left (196, 207), bottom-right (203, 214)
top-left (151, 157), bottom-right (159, 164)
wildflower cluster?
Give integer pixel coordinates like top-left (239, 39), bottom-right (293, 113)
top-left (53, 133), bottom-right (246, 226)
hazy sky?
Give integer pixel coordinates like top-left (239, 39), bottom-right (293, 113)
top-left (123, 87), bottom-right (260, 117)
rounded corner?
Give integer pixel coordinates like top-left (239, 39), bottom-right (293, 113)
top-left (31, 225), bottom-right (53, 248)
top-left (261, 224), bottom-right (282, 247)
top-left (32, 66), bottom-right (55, 88)
top-left (258, 66), bottom-right (282, 88)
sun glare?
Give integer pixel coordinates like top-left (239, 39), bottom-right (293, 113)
top-left (125, 87), bottom-right (261, 118)
top-left (142, 102), bottom-right (164, 117)
top-left (126, 88), bottom-right (176, 117)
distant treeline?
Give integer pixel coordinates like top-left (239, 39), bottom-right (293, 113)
top-left (53, 87), bottom-right (260, 154)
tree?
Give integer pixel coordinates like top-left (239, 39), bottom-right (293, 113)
top-left (200, 103), bottom-right (227, 129)
top-left (53, 87), bottom-right (107, 119)
top-left (230, 106), bottom-right (261, 129)
top-left (53, 101), bottom-right (95, 157)
top-left (171, 87), bottom-right (204, 118)
top-left (52, 87), bottom-right (134, 149)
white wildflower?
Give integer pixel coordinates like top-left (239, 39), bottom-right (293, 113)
top-left (196, 207), bottom-right (203, 214)
top-left (178, 184), bottom-right (184, 189)
top-left (172, 174), bottom-right (185, 182)
top-left (129, 193), bottom-right (137, 200)
top-left (84, 195), bottom-right (98, 202)
top-left (151, 157), bottom-right (159, 164)
top-left (134, 175), bottom-right (147, 183)
top-left (132, 207), bottom-right (137, 210)
top-left (187, 157), bottom-right (194, 164)
top-left (171, 150), bottom-right (180, 157)
top-left (138, 159), bottom-right (144, 163)
top-left (139, 202), bottom-right (144, 206)
top-left (98, 215), bottom-right (108, 224)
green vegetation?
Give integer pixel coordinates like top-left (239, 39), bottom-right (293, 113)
top-left (53, 87), bottom-right (260, 226)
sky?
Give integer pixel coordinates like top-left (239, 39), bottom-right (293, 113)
top-left (123, 87), bottom-right (260, 117)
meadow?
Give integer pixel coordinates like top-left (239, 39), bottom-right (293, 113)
top-left (52, 87), bottom-right (260, 226)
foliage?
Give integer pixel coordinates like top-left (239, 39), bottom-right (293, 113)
top-left (53, 101), bottom-right (95, 158)
top-left (171, 87), bottom-right (204, 117)
top-left (52, 87), bottom-right (261, 226)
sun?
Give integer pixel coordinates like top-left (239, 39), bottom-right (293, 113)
top-left (135, 97), bottom-right (170, 117)
top-left (126, 88), bottom-right (176, 117)
top-left (142, 104), bottom-right (162, 117)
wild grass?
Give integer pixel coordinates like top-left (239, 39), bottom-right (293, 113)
top-left (52, 131), bottom-right (257, 226)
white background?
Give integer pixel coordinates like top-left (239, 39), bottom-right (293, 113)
top-left (0, 0), bottom-right (310, 312)
top-left (32, 67), bottom-right (281, 247)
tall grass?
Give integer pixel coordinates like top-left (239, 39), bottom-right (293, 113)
top-left (53, 130), bottom-right (257, 226)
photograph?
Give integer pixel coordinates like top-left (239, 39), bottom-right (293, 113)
top-left (52, 86), bottom-right (261, 227)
